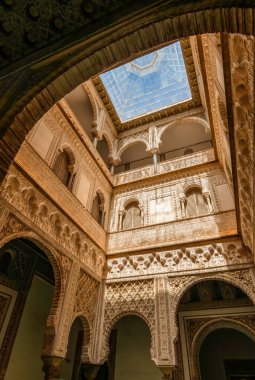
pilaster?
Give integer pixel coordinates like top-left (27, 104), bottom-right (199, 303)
top-left (89, 281), bottom-right (107, 364)
top-left (154, 276), bottom-right (178, 369)
top-left (50, 261), bottom-right (80, 358)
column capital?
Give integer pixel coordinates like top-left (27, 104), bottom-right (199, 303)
top-left (108, 155), bottom-right (121, 166)
top-left (41, 355), bottom-right (63, 380)
top-left (158, 365), bottom-right (177, 380)
top-left (147, 147), bottom-right (160, 155)
top-left (79, 363), bottom-right (101, 380)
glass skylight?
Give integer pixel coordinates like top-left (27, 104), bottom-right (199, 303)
top-left (100, 42), bottom-right (192, 122)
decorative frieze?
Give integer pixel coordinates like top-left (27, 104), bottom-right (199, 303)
top-left (107, 210), bottom-right (237, 254)
top-left (15, 140), bottom-right (107, 251)
top-left (107, 239), bottom-right (252, 279)
top-left (1, 167), bottom-right (106, 278)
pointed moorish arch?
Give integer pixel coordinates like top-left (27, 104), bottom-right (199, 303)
top-left (1, 5), bottom-right (255, 182)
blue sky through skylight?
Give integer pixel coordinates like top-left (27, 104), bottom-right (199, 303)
top-left (100, 42), bottom-right (192, 122)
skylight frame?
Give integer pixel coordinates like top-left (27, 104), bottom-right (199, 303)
top-left (100, 41), bottom-right (192, 123)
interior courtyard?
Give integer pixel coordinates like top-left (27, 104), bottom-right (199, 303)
top-left (0, 1), bottom-right (255, 380)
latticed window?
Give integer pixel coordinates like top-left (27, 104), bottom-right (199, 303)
top-left (185, 188), bottom-right (209, 217)
top-left (122, 201), bottom-right (142, 229)
top-left (91, 192), bottom-right (104, 226)
top-left (53, 151), bottom-right (71, 186)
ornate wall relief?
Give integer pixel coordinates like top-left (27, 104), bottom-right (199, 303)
top-left (107, 210), bottom-right (237, 254)
top-left (154, 276), bottom-right (177, 368)
top-left (229, 34), bottom-right (254, 251)
top-left (1, 168), bottom-right (106, 278)
top-left (101, 279), bottom-right (155, 363)
top-left (72, 270), bottom-right (100, 363)
top-left (107, 239), bottom-right (252, 280)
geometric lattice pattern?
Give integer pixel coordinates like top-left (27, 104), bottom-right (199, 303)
top-left (103, 279), bottom-right (155, 356)
top-left (100, 42), bottom-right (191, 121)
top-left (185, 188), bottom-right (209, 217)
top-left (73, 270), bottom-right (99, 327)
top-left (122, 202), bottom-right (142, 229)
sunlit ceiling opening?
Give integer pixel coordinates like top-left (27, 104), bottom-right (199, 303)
top-left (100, 41), bottom-right (192, 122)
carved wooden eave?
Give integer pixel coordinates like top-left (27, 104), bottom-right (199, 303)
top-left (91, 38), bottom-right (201, 132)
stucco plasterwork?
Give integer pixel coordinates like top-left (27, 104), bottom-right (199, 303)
top-left (15, 141), bottom-right (107, 250)
top-left (73, 270), bottom-right (99, 330)
top-left (1, 167), bottom-right (106, 278)
top-left (0, 209), bottom-right (101, 364)
top-left (72, 269), bottom-right (100, 363)
top-left (169, 269), bottom-right (255, 314)
top-left (106, 239), bottom-right (252, 280)
top-left (101, 279), bottom-right (155, 363)
top-left (229, 34), bottom-right (254, 251)
top-left (107, 210), bottom-right (237, 254)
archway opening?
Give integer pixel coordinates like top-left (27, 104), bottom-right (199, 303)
top-left (60, 317), bottom-right (85, 380)
top-left (115, 141), bottom-right (150, 173)
top-left (177, 279), bottom-right (254, 380)
top-left (159, 121), bottom-right (212, 162)
top-left (199, 328), bottom-right (255, 380)
top-left (110, 315), bottom-right (161, 380)
top-left (1, 238), bottom-right (55, 380)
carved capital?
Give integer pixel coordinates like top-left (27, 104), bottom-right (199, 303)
top-left (79, 364), bottom-right (100, 380)
top-left (159, 366), bottom-right (177, 380)
top-left (41, 356), bottom-right (63, 380)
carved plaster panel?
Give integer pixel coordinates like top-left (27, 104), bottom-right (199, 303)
top-left (1, 167), bottom-right (105, 278)
top-left (15, 140), bottom-right (107, 249)
top-left (229, 34), bottom-right (254, 251)
top-left (110, 165), bottom-right (231, 232)
top-left (106, 239), bottom-right (252, 280)
top-left (72, 269), bottom-right (100, 362)
top-left (102, 279), bottom-right (155, 362)
top-left (73, 269), bottom-right (99, 328)
top-left (107, 210), bottom-right (237, 254)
